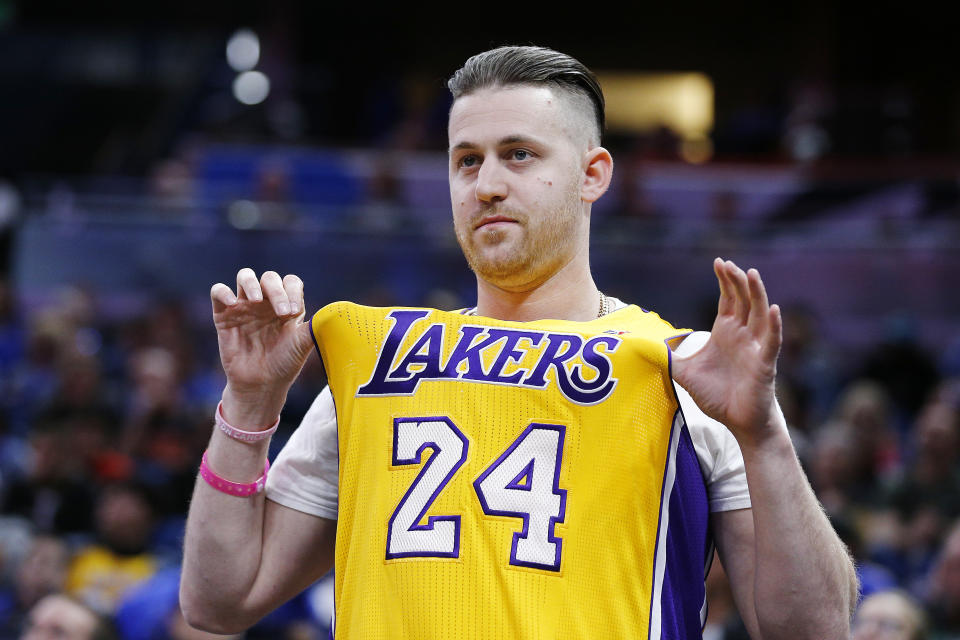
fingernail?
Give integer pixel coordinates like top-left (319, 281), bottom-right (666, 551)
top-left (278, 302), bottom-right (290, 315)
top-left (290, 302), bottom-right (299, 313)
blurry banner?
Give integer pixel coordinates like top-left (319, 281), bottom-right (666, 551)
top-left (598, 72), bottom-right (714, 141)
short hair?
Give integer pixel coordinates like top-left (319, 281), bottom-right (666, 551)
top-left (28, 594), bottom-right (119, 640)
top-left (447, 45), bottom-right (605, 144)
top-left (856, 590), bottom-right (928, 640)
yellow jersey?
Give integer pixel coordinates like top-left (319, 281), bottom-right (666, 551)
top-left (312, 302), bottom-right (710, 639)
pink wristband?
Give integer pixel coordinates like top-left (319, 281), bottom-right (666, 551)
top-left (215, 401), bottom-right (279, 443)
top-left (199, 451), bottom-right (269, 497)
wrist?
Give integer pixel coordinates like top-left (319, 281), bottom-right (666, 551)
top-left (221, 384), bottom-right (287, 430)
top-left (736, 410), bottom-right (794, 461)
top-left (200, 450), bottom-right (269, 497)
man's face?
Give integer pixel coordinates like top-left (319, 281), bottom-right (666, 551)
top-left (851, 592), bottom-right (920, 640)
top-left (20, 595), bottom-right (98, 640)
top-left (448, 85), bottom-right (589, 290)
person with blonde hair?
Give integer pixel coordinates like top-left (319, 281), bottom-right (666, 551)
top-left (853, 590), bottom-right (927, 640)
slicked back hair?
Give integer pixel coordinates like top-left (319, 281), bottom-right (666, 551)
top-left (447, 46), bottom-right (605, 145)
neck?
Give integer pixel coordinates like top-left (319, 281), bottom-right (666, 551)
top-left (474, 250), bottom-right (600, 322)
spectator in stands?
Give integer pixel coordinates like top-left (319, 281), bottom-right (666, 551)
top-left (18, 593), bottom-right (116, 640)
top-left (121, 346), bottom-right (206, 517)
top-left (1, 420), bottom-right (96, 534)
top-left (834, 381), bottom-right (901, 495)
top-left (6, 317), bottom-right (66, 434)
top-left (36, 352), bottom-right (121, 486)
top-left (874, 398), bottom-right (960, 591)
top-left (830, 515), bottom-right (898, 602)
top-left (922, 518), bottom-right (960, 635)
top-left (860, 317), bottom-right (940, 422)
top-left (777, 303), bottom-right (840, 432)
top-left (852, 590), bottom-right (927, 640)
top-left (0, 535), bottom-right (70, 637)
top-left (809, 424), bottom-right (863, 517)
top-left (65, 483), bottom-right (159, 614)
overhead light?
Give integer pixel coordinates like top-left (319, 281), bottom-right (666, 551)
top-left (598, 72), bottom-right (714, 141)
top-left (227, 200), bottom-right (261, 229)
top-left (226, 28), bottom-right (260, 72)
top-left (233, 71), bottom-right (270, 106)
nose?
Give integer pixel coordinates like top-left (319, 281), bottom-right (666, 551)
top-left (475, 158), bottom-right (507, 203)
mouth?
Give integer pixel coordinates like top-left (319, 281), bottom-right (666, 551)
top-left (474, 215), bottom-right (518, 230)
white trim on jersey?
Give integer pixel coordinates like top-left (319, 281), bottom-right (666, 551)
top-left (649, 409), bottom-right (685, 640)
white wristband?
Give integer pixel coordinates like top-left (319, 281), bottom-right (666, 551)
top-left (215, 401), bottom-right (279, 443)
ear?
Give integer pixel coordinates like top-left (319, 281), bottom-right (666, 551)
top-left (580, 147), bottom-right (613, 203)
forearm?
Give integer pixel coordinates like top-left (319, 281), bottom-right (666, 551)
top-left (180, 388), bottom-right (285, 632)
top-left (740, 422), bottom-right (857, 640)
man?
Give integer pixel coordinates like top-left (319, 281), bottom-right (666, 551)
top-left (19, 594), bottom-right (117, 640)
top-left (180, 46), bottom-right (857, 638)
top-left (852, 590), bottom-right (927, 640)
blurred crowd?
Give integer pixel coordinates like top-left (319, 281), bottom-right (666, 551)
top-left (0, 256), bottom-right (958, 639)
top-left (0, 278), bottom-right (331, 638)
top-left (704, 303), bottom-right (960, 639)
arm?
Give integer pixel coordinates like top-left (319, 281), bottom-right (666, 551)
top-left (179, 269), bottom-right (334, 633)
top-left (672, 259), bottom-right (857, 640)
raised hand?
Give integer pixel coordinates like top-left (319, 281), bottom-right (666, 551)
top-left (671, 258), bottom-right (783, 446)
top-left (211, 268), bottom-right (315, 427)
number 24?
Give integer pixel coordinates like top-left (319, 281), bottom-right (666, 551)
top-left (386, 417), bottom-right (568, 572)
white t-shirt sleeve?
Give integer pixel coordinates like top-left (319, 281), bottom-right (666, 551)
top-left (265, 386), bottom-right (340, 520)
top-left (671, 331), bottom-right (752, 513)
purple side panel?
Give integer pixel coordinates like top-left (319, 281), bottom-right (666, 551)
top-left (658, 425), bottom-right (710, 640)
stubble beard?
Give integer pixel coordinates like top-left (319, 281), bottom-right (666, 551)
top-left (456, 187), bottom-right (583, 289)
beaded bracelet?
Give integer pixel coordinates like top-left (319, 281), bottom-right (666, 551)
top-left (199, 450), bottom-right (269, 497)
top-left (215, 401), bottom-right (279, 443)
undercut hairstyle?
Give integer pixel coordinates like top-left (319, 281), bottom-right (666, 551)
top-left (447, 45), bottom-right (605, 145)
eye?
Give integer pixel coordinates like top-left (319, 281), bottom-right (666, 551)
top-left (511, 149), bottom-right (530, 161)
top-left (458, 154), bottom-right (479, 168)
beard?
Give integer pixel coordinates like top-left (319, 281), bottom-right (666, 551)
top-left (455, 186), bottom-right (583, 288)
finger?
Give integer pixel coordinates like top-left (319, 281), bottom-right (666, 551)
top-left (761, 304), bottom-right (783, 364)
top-left (283, 274), bottom-right (304, 316)
top-left (260, 271), bottom-right (292, 316)
top-left (236, 268), bottom-right (262, 302)
top-left (746, 268), bottom-right (770, 334)
top-left (727, 261), bottom-right (750, 324)
top-left (714, 258), bottom-right (735, 317)
top-left (210, 282), bottom-right (238, 313)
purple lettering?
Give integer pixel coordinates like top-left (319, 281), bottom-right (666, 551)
top-left (357, 310), bottom-right (430, 395)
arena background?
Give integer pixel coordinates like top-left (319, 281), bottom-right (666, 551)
top-left (1, 3), bottom-right (959, 639)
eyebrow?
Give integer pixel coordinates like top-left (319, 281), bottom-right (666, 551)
top-left (449, 135), bottom-right (542, 154)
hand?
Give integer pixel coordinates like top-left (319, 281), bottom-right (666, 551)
top-left (211, 269), bottom-right (315, 426)
top-left (671, 258), bottom-right (783, 446)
